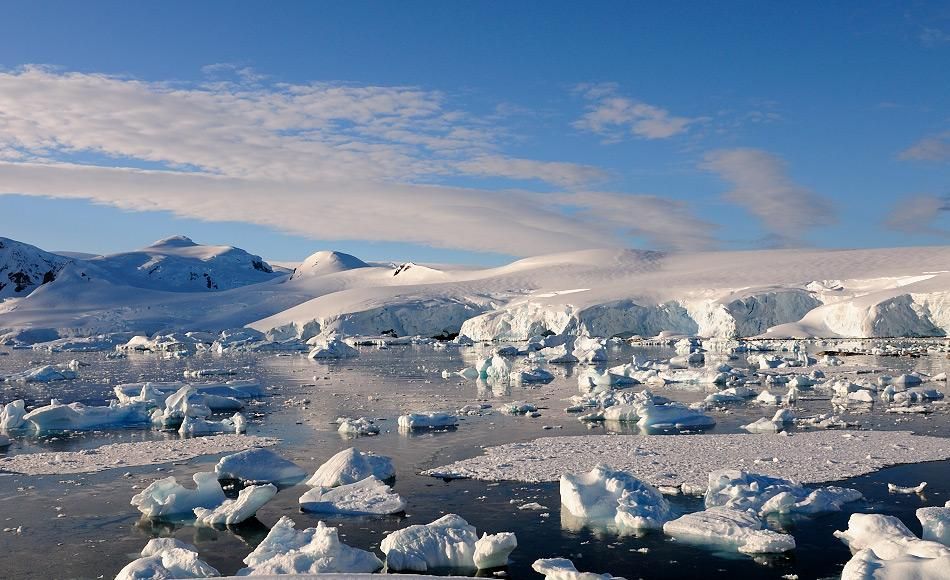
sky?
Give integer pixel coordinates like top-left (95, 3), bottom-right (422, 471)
top-left (0, 1), bottom-right (948, 264)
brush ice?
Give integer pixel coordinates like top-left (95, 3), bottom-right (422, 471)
top-left (663, 507), bottom-right (796, 554)
top-left (397, 411), bottom-right (458, 430)
top-left (214, 448), bottom-right (307, 486)
top-left (305, 448), bottom-right (395, 487)
top-left (425, 431), bottom-right (950, 488)
top-left (193, 483), bottom-right (277, 525)
top-left (560, 465), bottom-right (670, 530)
top-left (115, 538), bottom-right (219, 580)
top-left (299, 476), bottom-right (405, 515)
top-left (917, 507), bottom-right (950, 547)
top-left (23, 400), bottom-right (150, 432)
top-left (531, 558), bottom-right (623, 580)
top-left (239, 516), bottom-right (383, 575)
top-left (131, 472), bottom-right (227, 519)
top-left (380, 514), bottom-right (492, 572)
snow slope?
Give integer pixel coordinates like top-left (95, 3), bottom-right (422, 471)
top-left (0, 237), bottom-right (70, 299)
top-left (2, 236), bottom-right (950, 340)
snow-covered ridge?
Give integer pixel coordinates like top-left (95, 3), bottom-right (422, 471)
top-left (0, 237), bottom-right (70, 299)
top-left (2, 237), bottom-right (950, 339)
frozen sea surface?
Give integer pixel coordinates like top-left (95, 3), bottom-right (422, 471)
top-left (0, 342), bottom-right (948, 579)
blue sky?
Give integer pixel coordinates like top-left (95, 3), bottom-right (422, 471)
top-left (0, 1), bottom-right (948, 264)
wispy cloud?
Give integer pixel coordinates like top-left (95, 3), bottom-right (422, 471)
top-left (0, 67), bottom-right (715, 255)
top-left (701, 148), bottom-right (835, 246)
top-left (899, 131), bottom-right (950, 162)
top-left (572, 83), bottom-right (700, 142)
top-left (919, 26), bottom-right (950, 48)
top-left (883, 193), bottom-right (950, 238)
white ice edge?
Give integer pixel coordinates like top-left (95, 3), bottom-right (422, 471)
top-left (0, 435), bottom-right (278, 476)
top-left (424, 431), bottom-right (950, 487)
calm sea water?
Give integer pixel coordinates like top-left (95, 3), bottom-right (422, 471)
top-left (0, 343), bottom-right (947, 579)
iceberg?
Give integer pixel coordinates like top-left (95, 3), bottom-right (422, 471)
top-left (238, 516), bottom-right (383, 575)
top-left (379, 514), bottom-right (484, 572)
top-left (306, 448), bottom-right (395, 487)
top-left (560, 465), bottom-right (670, 530)
top-left (130, 472), bottom-right (227, 518)
top-left (115, 538), bottom-right (219, 580)
top-left (532, 558), bottom-right (622, 580)
top-left (214, 448), bottom-right (308, 487)
top-left (193, 483), bottom-right (277, 525)
top-left (299, 476), bottom-right (406, 515)
top-left (1, 399), bottom-right (27, 430)
top-left (835, 513), bottom-right (950, 580)
top-left (23, 400), bottom-right (150, 432)
top-left (662, 507), bottom-right (796, 554)
top-left (397, 411), bottom-right (458, 430)
top-left (308, 337), bottom-right (359, 359)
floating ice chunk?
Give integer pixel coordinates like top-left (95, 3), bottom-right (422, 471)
top-left (306, 448), bottom-right (395, 487)
top-left (5, 365), bottom-right (78, 383)
top-left (572, 336), bottom-right (607, 364)
top-left (663, 507), bottom-right (795, 554)
top-left (512, 365), bottom-right (554, 384)
top-left (501, 402), bottom-right (538, 416)
top-left (834, 513), bottom-right (950, 579)
top-left (115, 538), bottom-right (219, 580)
top-left (24, 400), bottom-right (150, 432)
top-left (398, 411), bottom-right (458, 430)
top-left (560, 465), bottom-right (670, 530)
top-left (540, 343), bottom-right (579, 364)
top-left (215, 448), bottom-right (307, 487)
top-left (706, 469), bottom-right (861, 516)
top-left (1, 399), bottom-right (27, 430)
top-left (380, 514), bottom-right (483, 572)
top-left (194, 483), bottom-right (277, 525)
top-left (131, 472), bottom-right (226, 519)
top-left (179, 413), bottom-right (246, 436)
top-left (603, 405), bottom-right (638, 422)
top-left (308, 338), bottom-right (359, 359)
top-left (473, 532), bottom-right (517, 569)
top-left (888, 482), bottom-right (927, 494)
top-left (337, 417), bottom-right (380, 436)
top-left (531, 557), bottom-right (623, 580)
top-left (918, 507), bottom-right (950, 547)
top-left (154, 386), bottom-right (212, 427)
top-left (299, 476), bottom-right (405, 515)
top-left (635, 401), bottom-right (715, 431)
top-left (239, 516), bottom-right (383, 575)
top-left (741, 418), bottom-right (782, 433)
top-left (457, 367), bottom-right (480, 380)
top-left (183, 368), bottom-right (236, 378)
top-left (477, 355), bottom-right (512, 382)
top-left (756, 389), bottom-right (781, 405)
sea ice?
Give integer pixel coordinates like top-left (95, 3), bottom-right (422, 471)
top-left (299, 476), bottom-right (406, 515)
top-left (214, 448), bottom-right (308, 487)
top-left (193, 483), bottom-right (277, 525)
top-left (305, 448), bottom-right (395, 487)
top-left (705, 469), bottom-right (861, 516)
top-left (238, 516), bottom-right (383, 575)
top-left (308, 337), bottom-right (359, 359)
top-left (23, 400), bottom-right (150, 432)
top-left (179, 413), bottom-right (246, 435)
top-left (0, 399), bottom-right (27, 430)
top-left (336, 417), bottom-right (380, 436)
top-left (917, 507), bottom-right (950, 547)
top-left (888, 482), bottom-right (927, 494)
top-left (473, 532), bottom-right (518, 569)
top-left (835, 513), bottom-right (950, 580)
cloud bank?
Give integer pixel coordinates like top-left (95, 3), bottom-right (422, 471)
top-left (0, 67), bottom-right (716, 255)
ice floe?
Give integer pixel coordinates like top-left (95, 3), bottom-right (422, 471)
top-left (424, 431), bottom-right (950, 488)
top-left (0, 435), bottom-right (276, 475)
top-left (705, 469), bottom-right (862, 516)
top-left (194, 483), bottom-right (277, 525)
top-left (531, 557), bottom-right (623, 580)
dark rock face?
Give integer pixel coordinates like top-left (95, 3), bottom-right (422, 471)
top-left (0, 238), bottom-right (70, 298)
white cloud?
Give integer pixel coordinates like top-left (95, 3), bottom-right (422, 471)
top-left (573, 83), bottom-right (699, 141)
top-left (883, 194), bottom-right (950, 238)
top-left (0, 161), bottom-right (715, 254)
top-left (701, 148), bottom-right (835, 245)
top-left (0, 67), bottom-right (722, 255)
top-left (899, 131), bottom-right (950, 162)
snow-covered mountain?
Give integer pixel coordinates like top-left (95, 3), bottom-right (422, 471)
top-left (0, 237), bottom-right (71, 299)
top-left (1, 235), bottom-right (949, 341)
